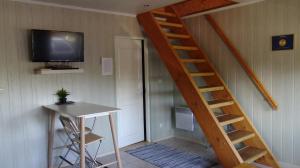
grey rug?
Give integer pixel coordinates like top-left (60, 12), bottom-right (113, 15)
top-left (126, 143), bottom-right (218, 168)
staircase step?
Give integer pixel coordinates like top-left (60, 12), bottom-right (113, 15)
top-left (180, 59), bottom-right (206, 63)
top-left (238, 147), bottom-right (267, 163)
top-left (190, 72), bottom-right (215, 77)
top-left (157, 20), bottom-right (183, 28)
top-left (154, 17), bottom-right (167, 21)
top-left (165, 33), bottom-right (191, 39)
top-left (228, 130), bottom-right (255, 145)
top-left (199, 86), bottom-right (224, 93)
top-left (152, 11), bottom-right (176, 17)
top-left (208, 100), bottom-right (234, 109)
top-left (217, 114), bottom-right (244, 126)
top-left (173, 45), bottom-right (198, 51)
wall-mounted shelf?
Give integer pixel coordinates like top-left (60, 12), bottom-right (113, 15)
top-left (35, 68), bottom-right (84, 75)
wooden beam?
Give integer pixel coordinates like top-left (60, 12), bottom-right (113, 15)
top-left (205, 15), bottom-right (278, 110)
top-left (172, 0), bottom-right (236, 17)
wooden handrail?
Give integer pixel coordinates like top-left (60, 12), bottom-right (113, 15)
top-left (205, 15), bottom-right (278, 110)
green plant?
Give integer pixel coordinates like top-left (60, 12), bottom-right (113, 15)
top-left (55, 88), bottom-right (70, 103)
top-left (55, 88), bottom-right (70, 98)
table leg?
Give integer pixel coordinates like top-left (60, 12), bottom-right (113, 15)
top-left (80, 117), bottom-right (86, 168)
top-left (109, 113), bottom-right (123, 168)
top-left (48, 112), bottom-right (56, 168)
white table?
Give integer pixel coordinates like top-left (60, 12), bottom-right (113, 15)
top-left (44, 102), bottom-right (123, 168)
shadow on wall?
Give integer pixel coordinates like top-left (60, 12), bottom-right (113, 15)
top-left (147, 40), bottom-right (175, 142)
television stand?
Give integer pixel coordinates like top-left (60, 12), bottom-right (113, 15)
top-left (34, 63), bottom-right (84, 75)
top-left (35, 68), bottom-right (84, 75)
top-left (45, 65), bottom-right (79, 70)
top-left (48, 67), bottom-right (80, 70)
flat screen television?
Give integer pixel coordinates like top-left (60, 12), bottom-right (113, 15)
top-left (31, 29), bottom-right (84, 62)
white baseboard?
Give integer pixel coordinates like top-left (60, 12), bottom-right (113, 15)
top-left (152, 135), bottom-right (175, 143)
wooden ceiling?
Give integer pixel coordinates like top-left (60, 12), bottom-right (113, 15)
top-left (171, 0), bottom-right (236, 17)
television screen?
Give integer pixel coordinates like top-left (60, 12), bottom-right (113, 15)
top-left (31, 30), bottom-right (84, 62)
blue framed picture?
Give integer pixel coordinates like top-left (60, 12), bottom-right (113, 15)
top-left (272, 34), bottom-right (294, 51)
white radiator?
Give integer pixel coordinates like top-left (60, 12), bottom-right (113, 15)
top-left (175, 107), bottom-right (194, 131)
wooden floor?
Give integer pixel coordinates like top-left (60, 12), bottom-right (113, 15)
top-left (64, 138), bottom-right (266, 168)
top-left (98, 138), bottom-right (220, 168)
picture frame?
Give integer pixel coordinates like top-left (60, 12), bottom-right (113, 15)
top-left (272, 34), bottom-right (294, 51)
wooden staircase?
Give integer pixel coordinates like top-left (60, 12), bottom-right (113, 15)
top-left (137, 7), bottom-right (280, 168)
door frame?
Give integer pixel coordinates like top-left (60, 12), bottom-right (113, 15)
top-left (114, 36), bottom-right (151, 144)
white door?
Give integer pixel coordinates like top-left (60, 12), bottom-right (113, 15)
top-left (115, 37), bottom-right (144, 148)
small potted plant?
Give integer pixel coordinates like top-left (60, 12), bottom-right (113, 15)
top-left (55, 88), bottom-right (70, 105)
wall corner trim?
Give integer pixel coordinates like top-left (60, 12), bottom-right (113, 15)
top-left (10, 0), bottom-right (136, 17)
top-left (182, 0), bottom-right (265, 19)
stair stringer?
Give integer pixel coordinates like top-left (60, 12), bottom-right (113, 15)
top-left (137, 12), bottom-right (243, 168)
top-left (168, 7), bottom-right (280, 168)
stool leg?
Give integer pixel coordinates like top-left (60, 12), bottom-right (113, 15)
top-left (109, 113), bottom-right (123, 168)
top-left (80, 117), bottom-right (86, 168)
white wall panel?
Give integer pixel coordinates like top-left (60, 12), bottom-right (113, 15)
top-left (0, 1), bottom-right (143, 167)
top-left (180, 0), bottom-right (300, 165)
